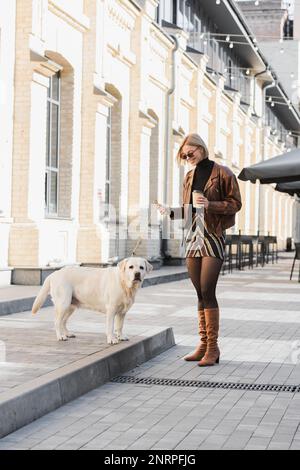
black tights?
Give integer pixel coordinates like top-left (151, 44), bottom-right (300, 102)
top-left (186, 257), bottom-right (223, 309)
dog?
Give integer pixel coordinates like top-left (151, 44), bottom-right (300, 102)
top-left (31, 257), bottom-right (153, 344)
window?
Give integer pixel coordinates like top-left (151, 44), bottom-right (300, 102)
top-left (226, 58), bottom-right (232, 88)
top-left (240, 74), bottom-right (251, 105)
top-left (184, 1), bottom-right (191, 31)
top-left (164, 0), bottom-right (174, 23)
top-left (211, 38), bottom-right (219, 73)
top-left (177, 0), bottom-right (184, 28)
top-left (283, 18), bottom-right (293, 39)
top-left (219, 45), bottom-right (226, 75)
top-left (105, 107), bottom-right (111, 218)
top-left (187, 14), bottom-right (202, 51)
top-left (193, 16), bottom-right (201, 50)
top-left (45, 72), bottom-right (60, 215)
top-left (157, 0), bottom-right (175, 25)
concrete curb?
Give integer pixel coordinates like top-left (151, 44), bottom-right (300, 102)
top-left (0, 327), bottom-right (175, 438)
top-left (0, 271), bottom-right (189, 316)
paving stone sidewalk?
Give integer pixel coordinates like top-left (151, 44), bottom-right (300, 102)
top-left (0, 252), bottom-right (300, 450)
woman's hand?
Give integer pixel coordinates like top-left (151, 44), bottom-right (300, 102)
top-left (154, 200), bottom-right (171, 216)
top-left (195, 195), bottom-right (209, 209)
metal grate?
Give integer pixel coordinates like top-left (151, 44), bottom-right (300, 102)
top-left (111, 375), bottom-right (300, 393)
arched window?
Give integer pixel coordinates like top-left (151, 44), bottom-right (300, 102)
top-left (45, 71), bottom-right (60, 215)
top-left (44, 52), bottom-right (74, 219)
top-left (104, 84), bottom-right (122, 224)
top-left (104, 106), bottom-right (112, 219)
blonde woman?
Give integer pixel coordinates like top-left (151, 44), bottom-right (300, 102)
top-left (156, 133), bottom-right (242, 366)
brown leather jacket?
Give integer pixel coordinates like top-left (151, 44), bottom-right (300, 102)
top-left (170, 161), bottom-right (242, 237)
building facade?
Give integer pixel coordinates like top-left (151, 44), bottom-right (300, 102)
top-left (0, 0), bottom-right (299, 285)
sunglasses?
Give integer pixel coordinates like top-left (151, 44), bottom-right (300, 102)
top-left (180, 147), bottom-right (199, 160)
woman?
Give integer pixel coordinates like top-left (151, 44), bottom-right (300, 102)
top-left (156, 133), bottom-right (242, 366)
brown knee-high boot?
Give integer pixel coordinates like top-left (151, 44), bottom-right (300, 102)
top-left (184, 309), bottom-right (207, 361)
top-left (198, 307), bottom-right (220, 366)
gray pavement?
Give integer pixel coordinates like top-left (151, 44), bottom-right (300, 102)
top-left (1, 252), bottom-right (300, 449)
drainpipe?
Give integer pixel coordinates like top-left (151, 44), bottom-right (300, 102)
top-left (161, 34), bottom-right (179, 259)
top-left (257, 79), bottom-right (277, 234)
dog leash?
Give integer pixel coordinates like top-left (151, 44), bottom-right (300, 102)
top-left (130, 199), bottom-right (167, 256)
top-left (130, 236), bottom-right (143, 256)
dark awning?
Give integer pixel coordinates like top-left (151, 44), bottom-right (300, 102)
top-left (275, 181), bottom-right (300, 197)
top-left (238, 148), bottom-right (300, 184)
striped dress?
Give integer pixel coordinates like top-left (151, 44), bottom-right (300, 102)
top-left (184, 210), bottom-right (226, 260)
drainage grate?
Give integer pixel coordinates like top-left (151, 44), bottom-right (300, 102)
top-left (111, 375), bottom-right (300, 393)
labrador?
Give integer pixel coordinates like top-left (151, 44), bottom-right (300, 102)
top-left (31, 257), bottom-right (153, 344)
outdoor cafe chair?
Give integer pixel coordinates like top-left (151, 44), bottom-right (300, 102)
top-left (290, 242), bottom-right (300, 282)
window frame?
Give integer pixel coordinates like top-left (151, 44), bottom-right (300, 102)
top-left (105, 106), bottom-right (112, 219)
top-left (45, 71), bottom-right (61, 217)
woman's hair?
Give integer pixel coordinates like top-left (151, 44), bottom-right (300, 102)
top-left (176, 133), bottom-right (209, 166)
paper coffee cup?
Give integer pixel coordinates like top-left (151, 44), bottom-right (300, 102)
top-left (192, 190), bottom-right (203, 208)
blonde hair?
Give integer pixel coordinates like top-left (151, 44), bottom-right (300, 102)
top-left (176, 133), bottom-right (209, 166)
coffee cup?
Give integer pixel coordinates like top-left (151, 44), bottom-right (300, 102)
top-left (192, 190), bottom-right (203, 209)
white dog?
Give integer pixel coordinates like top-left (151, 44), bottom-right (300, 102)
top-left (31, 257), bottom-right (153, 344)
